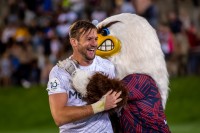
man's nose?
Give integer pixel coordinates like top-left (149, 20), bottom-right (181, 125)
top-left (91, 40), bottom-right (97, 46)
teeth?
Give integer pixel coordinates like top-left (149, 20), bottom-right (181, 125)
top-left (98, 40), bottom-right (114, 51)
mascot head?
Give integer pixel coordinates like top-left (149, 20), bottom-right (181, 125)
top-left (96, 13), bottom-right (169, 108)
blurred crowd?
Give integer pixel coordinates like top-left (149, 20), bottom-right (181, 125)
top-left (0, 0), bottom-right (200, 87)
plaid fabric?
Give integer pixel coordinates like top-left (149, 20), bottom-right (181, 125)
top-left (119, 74), bottom-right (171, 133)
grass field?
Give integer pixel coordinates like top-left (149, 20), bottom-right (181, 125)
top-left (0, 76), bottom-right (200, 133)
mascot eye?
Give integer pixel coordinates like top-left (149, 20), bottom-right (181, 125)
top-left (101, 28), bottom-right (110, 36)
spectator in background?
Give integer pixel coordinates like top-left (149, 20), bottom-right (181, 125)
top-left (120, 0), bottom-right (135, 14)
top-left (0, 51), bottom-right (12, 86)
top-left (167, 10), bottom-right (190, 76)
top-left (158, 23), bottom-right (175, 60)
top-left (167, 11), bottom-right (183, 35)
top-left (29, 58), bottom-right (41, 85)
top-left (56, 8), bottom-right (78, 39)
top-left (186, 22), bottom-right (199, 49)
top-left (0, 41), bottom-right (6, 56)
top-left (192, 0), bottom-right (200, 31)
top-left (49, 29), bottom-right (62, 64)
top-left (91, 7), bottom-right (107, 22)
top-left (1, 22), bottom-right (16, 44)
top-left (186, 22), bottom-right (200, 75)
top-left (111, 0), bottom-right (135, 15)
top-left (40, 57), bottom-right (53, 85)
top-left (14, 23), bottom-right (30, 43)
top-left (69, 0), bottom-right (85, 18)
top-left (133, 0), bottom-right (158, 29)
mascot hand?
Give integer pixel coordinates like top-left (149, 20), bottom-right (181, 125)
top-left (72, 69), bottom-right (92, 97)
top-left (92, 90), bottom-right (122, 114)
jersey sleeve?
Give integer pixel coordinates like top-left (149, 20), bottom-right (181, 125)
top-left (46, 66), bottom-right (69, 95)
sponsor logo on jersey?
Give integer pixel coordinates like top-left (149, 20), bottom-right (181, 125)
top-left (47, 78), bottom-right (61, 92)
top-left (69, 91), bottom-right (82, 99)
top-left (50, 80), bottom-right (59, 89)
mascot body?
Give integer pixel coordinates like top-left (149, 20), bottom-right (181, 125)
top-left (72, 13), bottom-right (170, 132)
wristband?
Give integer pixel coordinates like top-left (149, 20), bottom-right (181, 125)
top-left (91, 96), bottom-right (106, 114)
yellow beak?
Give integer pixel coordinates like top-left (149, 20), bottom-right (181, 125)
top-left (96, 34), bottom-right (121, 58)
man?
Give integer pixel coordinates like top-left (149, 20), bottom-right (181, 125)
top-left (46, 20), bottom-right (122, 133)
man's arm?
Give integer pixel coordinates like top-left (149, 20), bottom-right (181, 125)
top-left (49, 90), bottom-right (121, 126)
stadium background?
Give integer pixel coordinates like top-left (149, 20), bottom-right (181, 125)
top-left (0, 0), bottom-right (200, 133)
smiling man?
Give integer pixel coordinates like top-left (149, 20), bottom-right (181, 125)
top-left (46, 20), bottom-right (122, 133)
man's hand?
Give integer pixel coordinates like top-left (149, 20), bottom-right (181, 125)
top-left (105, 90), bottom-right (122, 110)
top-left (91, 90), bottom-right (122, 114)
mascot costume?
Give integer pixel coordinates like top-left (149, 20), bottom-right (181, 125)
top-left (70, 13), bottom-right (170, 132)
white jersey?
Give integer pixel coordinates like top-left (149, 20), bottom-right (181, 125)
top-left (47, 56), bottom-right (115, 133)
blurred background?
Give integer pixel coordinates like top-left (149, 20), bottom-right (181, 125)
top-left (0, 0), bottom-right (200, 133)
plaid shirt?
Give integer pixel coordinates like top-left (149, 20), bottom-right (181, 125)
top-left (119, 74), bottom-right (171, 133)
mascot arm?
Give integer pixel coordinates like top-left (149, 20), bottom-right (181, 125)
top-left (72, 69), bottom-right (122, 114)
top-left (72, 69), bottom-right (91, 97)
top-left (72, 69), bottom-right (106, 114)
top-left (74, 72), bottom-right (127, 114)
top-left (121, 74), bottom-right (169, 132)
top-left (122, 74), bottom-right (152, 101)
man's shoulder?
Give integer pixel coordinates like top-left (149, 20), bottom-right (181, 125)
top-left (49, 65), bottom-right (60, 74)
top-left (49, 64), bottom-right (69, 77)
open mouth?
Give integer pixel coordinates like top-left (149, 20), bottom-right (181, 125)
top-left (97, 39), bottom-right (114, 51)
top-left (88, 48), bottom-right (95, 51)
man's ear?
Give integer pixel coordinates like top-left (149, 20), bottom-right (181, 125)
top-left (70, 38), bottom-right (78, 47)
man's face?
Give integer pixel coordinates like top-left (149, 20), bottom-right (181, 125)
top-left (77, 29), bottom-right (98, 61)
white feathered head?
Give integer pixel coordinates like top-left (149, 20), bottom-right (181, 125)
top-left (96, 13), bottom-right (169, 108)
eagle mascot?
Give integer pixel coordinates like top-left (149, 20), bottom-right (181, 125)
top-left (71, 13), bottom-right (171, 133)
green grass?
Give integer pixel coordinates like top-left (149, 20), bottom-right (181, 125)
top-left (0, 76), bottom-right (200, 133)
top-left (166, 76), bottom-right (200, 133)
top-left (0, 85), bottom-right (58, 133)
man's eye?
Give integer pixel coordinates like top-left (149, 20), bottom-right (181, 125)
top-left (101, 28), bottom-right (110, 36)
